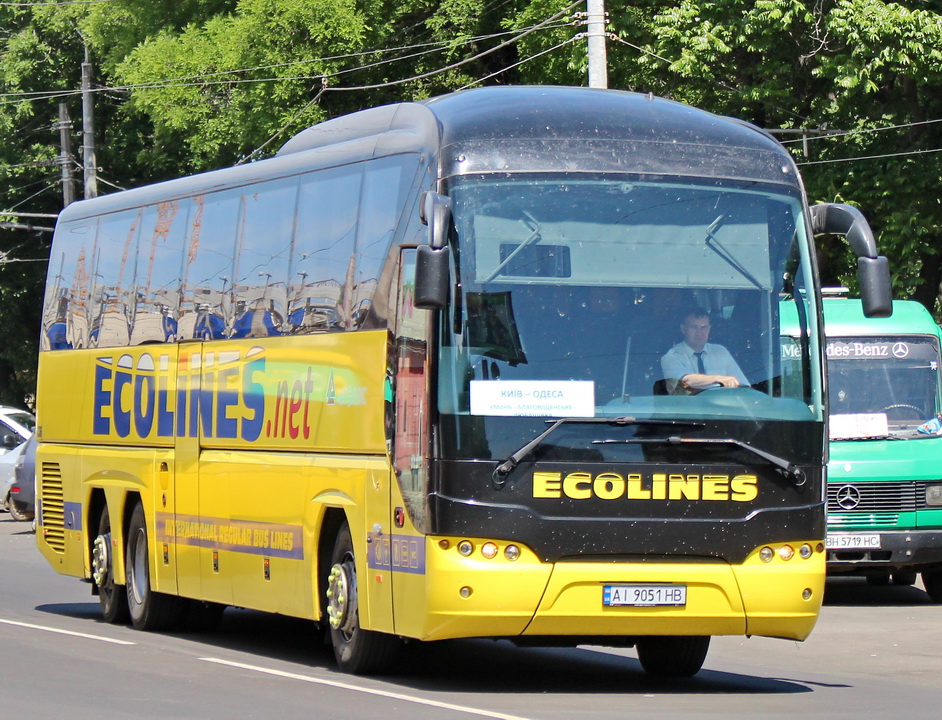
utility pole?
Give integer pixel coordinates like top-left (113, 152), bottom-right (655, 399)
top-left (56, 103), bottom-right (76, 207)
top-left (81, 47), bottom-right (98, 199)
top-left (586, 0), bottom-right (609, 89)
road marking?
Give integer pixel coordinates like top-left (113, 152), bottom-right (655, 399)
top-left (201, 657), bottom-right (533, 720)
top-left (0, 618), bottom-right (136, 645)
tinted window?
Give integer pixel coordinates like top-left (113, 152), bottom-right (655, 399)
top-left (42, 217), bottom-right (97, 350)
top-left (131, 201), bottom-right (188, 344)
top-left (288, 164), bottom-right (362, 333)
top-left (179, 192), bottom-right (239, 340)
top-left (89, 209), bottom-right (143, 348)
top-left (232, 177), bottom-right (297, 338)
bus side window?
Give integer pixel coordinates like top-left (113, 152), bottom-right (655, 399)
top-left (42, 218), bottom-right (98, 351)
top-left (231, 177), bottom-right (296, 339)
top-left (288, 165), bottom-right (362, 333)
top-left (179, 191), bottom-right (239, 340)
top-left (88, 209), bottom-right (143, 348)
top-left (354, 158), bottom-right (406, 331)
top-left (131, 201), bottom-right (187, 345)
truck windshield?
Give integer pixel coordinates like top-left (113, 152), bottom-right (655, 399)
top-left (827, 336), bottom-right (941, 436)
top-left (438, 174), bottom-right (820, 426)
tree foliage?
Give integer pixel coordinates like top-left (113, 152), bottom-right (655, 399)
top-left (2, 0), bottom-right (942, 408)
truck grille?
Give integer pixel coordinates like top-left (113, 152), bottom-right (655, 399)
top-left (826, 480), bottom-right (926, 515)
top-left (39, 462), bottom-right (65, 553)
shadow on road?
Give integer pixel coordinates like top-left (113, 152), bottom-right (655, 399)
top-left (35, 600), bottom-right (822, 696)
top-left (823, 576), bottom-right (935, 607)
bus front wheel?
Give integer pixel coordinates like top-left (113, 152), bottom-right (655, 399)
top-left (326, 523), bottom-right (400, 674)
top-left (92, 505), bottom-right (129, 624)
top-left (636, 636), bottom-right (710, 678)
top-left (125, 502), bottom-right (184, 631)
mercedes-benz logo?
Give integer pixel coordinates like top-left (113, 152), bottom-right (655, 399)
top-left (892, 342), bottom-right (909, 358)
top-left (836, 484), bottom-right (862, 510)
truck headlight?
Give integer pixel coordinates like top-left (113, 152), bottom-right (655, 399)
top-left (926, 485), bottom-right (942, 506)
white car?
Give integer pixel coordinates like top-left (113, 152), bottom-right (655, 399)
top-left (0, 406), bottom-right (34, 456)
top-left (1, 440), bottom-right (28, 513)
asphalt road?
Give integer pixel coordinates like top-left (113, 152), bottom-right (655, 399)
top-left (3, 513), bottom-right (941, 720)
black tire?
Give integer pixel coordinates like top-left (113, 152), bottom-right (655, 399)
top-left (892, 570), bottom-right (917, 586)
top-left (636, 636), bottom-right (710, 678)
top-left (922, 570), bottom-right (942, 603)
top-left (326, 522), bottom-right (400, 674)
top-left (8, 498), bottom-right (33, 522)
top-left (125, 502), bottom-right (184, 631)
top-left (92, 506), bottom-right (129, 624)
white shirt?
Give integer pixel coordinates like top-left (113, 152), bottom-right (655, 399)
top-left (661, 341), bottom-right (749, 386)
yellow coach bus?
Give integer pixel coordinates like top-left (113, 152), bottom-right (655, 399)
top-left (36, 86), bottom-right (892, 678)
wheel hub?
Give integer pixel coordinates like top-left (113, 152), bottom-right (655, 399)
top-left (91, 533), bottom-right (111, 586)
top-left (326, 559), bottom-right (358, 636)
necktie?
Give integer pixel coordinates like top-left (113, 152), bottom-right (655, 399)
top-left (694, 351), bottom-right (705, 374)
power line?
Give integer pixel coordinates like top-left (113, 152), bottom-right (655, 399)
top-left (0, 0), bottom-right (122, 5)
top-left (459, 36), bottom-right (581, 91)
top-left (781, 118), bottom-right (942, 145)
top-left (237, 6), bottom-right (580, 160)
top-left (0, 23), bottom-right (571, 107)
top-left (797, 146), bottom-right (942, 166)
top-left (320, 2), bottom-right (582, 93)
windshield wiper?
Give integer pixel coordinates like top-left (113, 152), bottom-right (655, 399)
top-left (595, 435), bottom-right (806, 487)
top-left (704, 214), bottom-right (765, 292)
top-left (492, 416), bottom-right (703, 488)
top-left (483, 211), bottom-right (543, 283)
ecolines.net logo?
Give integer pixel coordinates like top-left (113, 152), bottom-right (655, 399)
top-left (91, 347), bottom-right (326, 442)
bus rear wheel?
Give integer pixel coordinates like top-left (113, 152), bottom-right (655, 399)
top-left (636, 636), bottom-right (710, 678)
top-left (125, 502), bottom-right (184, 631)
top-left (92, 505), bottom-right (129, 624)
top-left (326, 522), bottom-right (400, 674)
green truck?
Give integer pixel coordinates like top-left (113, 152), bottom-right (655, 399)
top-left (815, 298), bottom-right (942, 599)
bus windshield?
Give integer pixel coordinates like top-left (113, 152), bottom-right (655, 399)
top-left (827, 335), bottom-right (941, 435)
top-left (438, 174), bottom-right (819, 426)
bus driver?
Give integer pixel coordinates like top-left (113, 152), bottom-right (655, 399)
top-left (661, 307), bottom-right (748, 392)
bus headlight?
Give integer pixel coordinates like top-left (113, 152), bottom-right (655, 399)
top-left (504, 544), bottom-right (521, 562)
top-left (457, 541), bottom-right (474, 556)
top-left (799, 543), bottom-right (813, 559)
top-left (759, 547), bottom-right (774, 562)
top-left (927, 484), bottom-right (942, 506)
top-left (778, 545), bottom-right (795, 561)
top-left (481, 542), bottom-right (498, 559)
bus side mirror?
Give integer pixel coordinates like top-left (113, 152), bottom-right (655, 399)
top-left (414, 245), bottom-right (450, 309)
top-left (420, 192), bottom-right (452, 249)
top-left (810, 203), bottom-right (893, 318)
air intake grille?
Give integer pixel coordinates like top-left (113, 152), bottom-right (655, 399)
top-left (39, 462), bottom-right (65, 553)
top-left (826, 480), bottom-right (926, 514)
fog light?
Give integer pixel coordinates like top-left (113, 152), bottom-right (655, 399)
top-left (778, 545), bottom-right (795, 561)
top-left (759, 546), bottom-right (774, 563)
top-left (816, 542), bottom-right (825, 553)
top-left (799, 543), bottom-right (813, 559)
top-left (927, 484), bottom-right (942, 506)
top-left (481, 542), bottom-right (498, 559)
top-left (459, 586), bottom-right (473, 598)
top-left (457, 541), bottom-right (473, 556)
top-left (802, 588), bottom-right (813, 600)
top-left (504, 544), bottom-right (521, 562)
top-left (438, 539), bottom-right (450, 550)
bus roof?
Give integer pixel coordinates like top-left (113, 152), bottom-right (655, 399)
top-left (820, 298), bottom-right (938, 336)
top-left (56, 86), bottom-right (800, 224)
top-left (281, 86), bottom-right (797, 185)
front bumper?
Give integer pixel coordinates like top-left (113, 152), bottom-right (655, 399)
top-left (827, 529), bottom-right (942, 572)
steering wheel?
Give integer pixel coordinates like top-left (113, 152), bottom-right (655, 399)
top-left (878, 403), bottom-right (923, 418)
